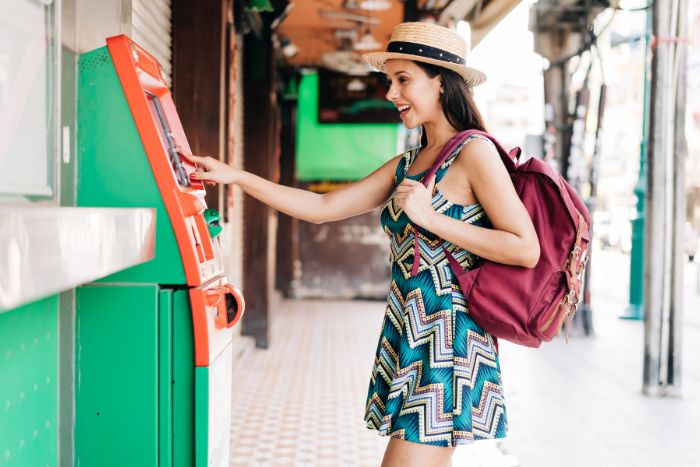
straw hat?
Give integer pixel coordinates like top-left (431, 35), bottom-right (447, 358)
top-left (363, 22), bottom-right (486, 87)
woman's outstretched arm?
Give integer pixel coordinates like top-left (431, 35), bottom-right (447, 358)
top-left (179, 149), bottom-right (401, 224)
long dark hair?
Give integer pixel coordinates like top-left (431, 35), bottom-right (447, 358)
top-left (413, 61), bottom-right (486, 147)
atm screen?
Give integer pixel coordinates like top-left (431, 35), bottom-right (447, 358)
top-left (146, 92), bottom-right (190, 187)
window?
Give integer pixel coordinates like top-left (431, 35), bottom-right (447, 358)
top-left (0, 0), bottom-right (59, 198)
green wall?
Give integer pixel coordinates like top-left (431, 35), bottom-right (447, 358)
top-left (295, 72), bottom-right (400, 181)
top-left (0, 296), bottom-right (59, 467)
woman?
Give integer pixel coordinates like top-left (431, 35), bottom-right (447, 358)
top-left (181, 21), bottom-right (539, 467)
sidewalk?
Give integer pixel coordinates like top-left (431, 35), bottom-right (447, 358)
top-left (497, 247), bottom-right (700, 467)
top-left (228, 246), bottom-right (700, 466)
top-left (228, 299), bottom-right (388, 466)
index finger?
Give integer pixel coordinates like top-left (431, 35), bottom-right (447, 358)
top-left (176, 146), bottom-right (203, 162)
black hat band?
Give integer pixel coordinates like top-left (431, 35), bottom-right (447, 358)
top-left (386, 41), bottom-right (465, 66)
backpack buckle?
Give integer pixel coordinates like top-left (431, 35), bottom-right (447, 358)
top-left (552, 290), bottom-right (578, 341)
top-left (567, 246), bottom-right (582, 279)
top-left (576, 251), bottom-right (589, 278)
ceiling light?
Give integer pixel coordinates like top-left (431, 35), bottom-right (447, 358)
top-left (353, 30), bottom-right (381, 51)
top-left (321, 51), bottom-right (370, 76)
top-left (359, 0), bottom-right (391, 11)
top-left (347, 78), bottom-right (367, 92)
top-left (282, 43), bottom-right (299, 58)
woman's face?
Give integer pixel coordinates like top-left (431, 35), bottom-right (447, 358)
top-left (384, 59), bottom-right (442, 129)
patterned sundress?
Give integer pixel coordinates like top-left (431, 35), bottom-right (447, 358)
top-left (364, 135), bottom-right (508, 447)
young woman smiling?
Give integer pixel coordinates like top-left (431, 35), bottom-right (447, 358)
top-left (180, 21), bottom-right (538, 467)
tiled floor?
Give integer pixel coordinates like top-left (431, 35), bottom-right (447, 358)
top-left (229, 298), bottom-right (389, 466)
top-left (228, 297), bottom-right (518, 467)
top-left (228, 249), bottom-right (700, 466)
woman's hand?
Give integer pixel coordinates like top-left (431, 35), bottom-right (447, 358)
top-left (177, 146), bottom-right (239, 185)
top-left (394, 176), bottom-right (438, 229)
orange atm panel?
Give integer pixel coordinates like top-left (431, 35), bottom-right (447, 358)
top-left (107, 35), bottom-right (222, 287)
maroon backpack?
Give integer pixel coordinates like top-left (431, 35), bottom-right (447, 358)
top-left (413, 130), bottom-right (591, 348)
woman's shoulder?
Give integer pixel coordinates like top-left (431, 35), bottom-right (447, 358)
top-left (458, 133), bottom-right (498, 154)
top-left (450, 133), bottom-right (510, 187)
top-left (437, 133), bottom-right (498, 174)
top-left (453, 134), bottom-right (499, 165)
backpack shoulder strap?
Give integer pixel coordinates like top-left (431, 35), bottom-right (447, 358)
top-left (432, 134), bottom-right (497, 182)
top-left (422, 130), bottom-right (519, 187)
top-left (456, 130), bottom-right (520, 172)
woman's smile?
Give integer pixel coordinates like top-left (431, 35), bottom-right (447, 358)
top-left (385, 59), bottom-right (445, 130)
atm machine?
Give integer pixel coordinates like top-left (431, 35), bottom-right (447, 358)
top-left (75, 35), bottom-right (244, 467)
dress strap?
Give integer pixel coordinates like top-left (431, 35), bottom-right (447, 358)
top-left (399, 147), bottom-right (421, 177)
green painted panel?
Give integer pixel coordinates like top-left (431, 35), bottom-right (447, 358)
top-left (194, 368), bottom-right (209, 467)
top-left (172, 290), bottom-right (194, 467)
top-left (0, 296), bottom-right (59, 467)
top-left (77, 46), bottom-right (185, 284)
top-left (296, 72), bottom-right (399, 181)
top-left (74, 284), bottom-right (159, 467)
top-left (159, 289), bottom-right (173, 467)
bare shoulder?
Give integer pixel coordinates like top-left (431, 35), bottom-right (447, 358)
top-left (452, 137), bottom-right (501, 170)
top-left (389, 152), bottom-right (406, 169)
top-left (379, 153), bottom-right (404, 179)
top-left (450, 137), bottom-right (512, 201)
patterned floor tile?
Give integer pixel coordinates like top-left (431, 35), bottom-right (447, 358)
top-left (229, 299), bottom-right (388, 466)
top-left (229, 298), bottom-right (518, 466)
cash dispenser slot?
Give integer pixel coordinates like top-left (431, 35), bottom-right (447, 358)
top-left (189, 283), bottom-right (246, 367)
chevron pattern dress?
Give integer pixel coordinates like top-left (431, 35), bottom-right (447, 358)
top-left (364, 135), bottom-right (508, 447)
